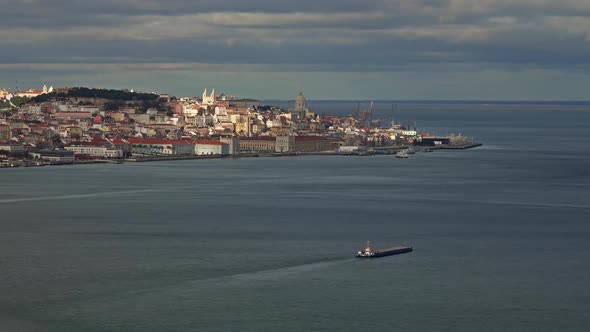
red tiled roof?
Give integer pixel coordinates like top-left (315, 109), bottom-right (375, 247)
top-left (109, 138), bottom-right (129, 145)
top-left (68, 141), bottom-right (104, 147)
top-left (196, 139), bottom-right (225, 146)
top-left (240, 136), bottom-right (276, 141)
top-left (127, 138), bottom-right (195, 145)
top-left (90, 136), bottom-right (108, 143)
top-left (294, 136), bottom-right (327, 141)
top-left (55, 112), bottom-right (92, 117)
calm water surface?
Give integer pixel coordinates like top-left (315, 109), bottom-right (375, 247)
top-left (1, 106), bottom-right (590, 331)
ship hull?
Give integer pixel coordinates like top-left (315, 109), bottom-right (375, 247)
top-left (356, 246), bottom-right (413, 258)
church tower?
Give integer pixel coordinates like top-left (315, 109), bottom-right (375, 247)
top-left (295, 92), bottom-right (306, 110)
top-left (201, 88), bottom-right (217, 105)
top-left (291, 92), bottom-right (308, 121)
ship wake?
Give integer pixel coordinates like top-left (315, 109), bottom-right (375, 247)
top-left (0, 188), bottom-right (165, 204)
top-left (205, 257), bottom-right (354, 286)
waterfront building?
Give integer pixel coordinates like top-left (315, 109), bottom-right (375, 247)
top-left (239, 136), bottom-right (276, 153)
top-left (414, 136), bottom-right (450, 146)
top-left (293, 136), bottom-right (332, 152)
top-left (276, 135), bottom-right (295, 152)
top-left (65, 145), bottom-right (123, 159)
top-left (64, 136), bottom-right (126, 159)
top-left (195, 139), bottom-right (229, 156)
top-left (127, 138), bottom-right (195, 155)
top-left (238, 135), bottom-right (331, 153)
top-left (338, 145), bottom-right (366, 153)
top-left (29, 150), bottom-right (75, 163)
top-left (0, 143), bottom-right (24, 154)
top-left (220, 136), bottom-right (240, 155)
top-left (107, 138), bottom-right (132, 158)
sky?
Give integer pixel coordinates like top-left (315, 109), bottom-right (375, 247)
top-left (1, 0), bottom-right (590, 100)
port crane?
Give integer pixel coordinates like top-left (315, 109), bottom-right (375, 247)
top-left (360, 101), bottom-right (374, 127)
top-left (352, 102), bottom-right (360, 120)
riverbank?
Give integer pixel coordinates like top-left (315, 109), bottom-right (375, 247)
top-left (0, 143), bottom-right (482, 168)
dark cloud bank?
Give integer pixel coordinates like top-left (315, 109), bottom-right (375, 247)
top-left (2, 0), bottom-right (590, 99)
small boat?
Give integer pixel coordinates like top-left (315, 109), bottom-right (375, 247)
top-left (356, 241), bottom-right (413, 258)
top-left (395, 150), bottom-right (409, 158)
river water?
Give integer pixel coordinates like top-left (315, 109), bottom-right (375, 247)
top-left (1, 103), bottom-right (590, 331)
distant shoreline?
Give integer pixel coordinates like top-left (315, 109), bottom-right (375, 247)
top-left (0, 143), bottom-right (482, 169)
top-left (263, 99), bottom-right (590, 105)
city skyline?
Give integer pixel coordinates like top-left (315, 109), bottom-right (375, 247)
top-left (2, 0), bottom-right (590, 100)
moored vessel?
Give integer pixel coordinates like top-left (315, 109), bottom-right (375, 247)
top-left (395, 150), bottom-right (409, 158)
top-left (356, 241), bottom-right (413, 258)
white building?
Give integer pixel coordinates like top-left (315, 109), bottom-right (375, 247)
top-left (30, 150), bottom-right (74, 163)
top-left (65, 145), bottom-right (123, 158)
top-left (0, 144), bottom-right (24, 153)
top-left (402, 130), bottom-right (417, 137)
top-left (128, 138), bottom-right (196, 155)
top-left (26, 105), bottom-right (43, 114)
top-left (183, 106), bottom-right (200, 117)
top-left (0, 89), bottom-right (10, 100)
top-left (195, 139), bottom-right (229, 156)
top-left (201, 88), bottom-right (216, 105)
top-left (17, 89), bottom-right (44, 98)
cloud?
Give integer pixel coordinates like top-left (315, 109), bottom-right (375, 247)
top-left (1, 0), bottom-right (590, 98)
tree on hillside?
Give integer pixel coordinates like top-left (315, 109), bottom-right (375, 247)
top-left (31, 87), bottom-right (159, 103)
top-left (104, 100), bottom-right (125, 111)
top-left (10, 96), bottom-right (31, 108)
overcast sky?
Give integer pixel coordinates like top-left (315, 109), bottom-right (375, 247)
top-left (2, 0), bottom-right (590, 100)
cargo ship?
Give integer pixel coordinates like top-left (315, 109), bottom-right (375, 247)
top-left (356, 241), bottom-right (413, 258)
